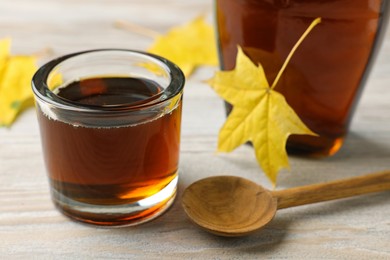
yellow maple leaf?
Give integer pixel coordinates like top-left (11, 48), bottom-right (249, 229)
top-left (0, 38), bottom-right (37, 127)
top-left (208, 18), bottom-right (321, 185)
top-left (148, 16), bottom-right (218, 76)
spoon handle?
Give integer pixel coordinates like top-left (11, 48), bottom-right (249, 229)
top-left (271, 171), bottom-right (390, 209)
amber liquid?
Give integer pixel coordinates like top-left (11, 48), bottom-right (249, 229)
top-left (37, 77), bottom-right (182, 225)
top-left (216, 0), bottom-right (388, 156)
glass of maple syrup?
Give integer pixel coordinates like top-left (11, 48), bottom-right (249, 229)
top-left (215, 0), bottom-right (390, 156)
top-left (32, 49), bottom-right (185, 226)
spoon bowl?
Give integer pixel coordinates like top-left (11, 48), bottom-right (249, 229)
top-left (182, 171), bottom-right (390, 237)
top-left (182, 176), bottom-right (277, 236)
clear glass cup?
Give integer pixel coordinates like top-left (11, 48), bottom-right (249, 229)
top-left (215, 0), bottom-right (390, 156)
top-left (32, 49), bottom-right (185, 226)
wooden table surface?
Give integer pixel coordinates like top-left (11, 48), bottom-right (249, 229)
top-left (1, 0), bottom-right (389, 259)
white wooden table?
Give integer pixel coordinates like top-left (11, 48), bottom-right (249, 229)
top-left (1, 1), bottom-right (390, 259)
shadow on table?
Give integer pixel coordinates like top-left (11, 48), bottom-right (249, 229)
top-left (275, 131), bottom-right (390, 188)
top-left (227, 191), bottom-right (389, 255)
top-left (326, 131), bottom-right (390, 160)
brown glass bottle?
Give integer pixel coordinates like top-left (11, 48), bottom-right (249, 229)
top-left (216, 0), bottom-right (389, 156)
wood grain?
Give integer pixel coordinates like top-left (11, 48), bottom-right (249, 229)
top-left (182, 175), bottom-right (277, 237)
top-left (1, 0), bottom-right (390, 259)
top-left (273, 171), bottom-right (390, 209)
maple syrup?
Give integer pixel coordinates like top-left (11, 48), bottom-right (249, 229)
top-left (216, 0), bottom-right (389, 156)
top-left (36, 76), bottom-right (182, 225)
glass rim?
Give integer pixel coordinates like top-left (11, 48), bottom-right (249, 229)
top-left (31, 49), bottom-right (185, 113)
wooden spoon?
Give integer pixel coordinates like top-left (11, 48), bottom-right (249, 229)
top-left (182, 171), bottom-right (390, 237)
